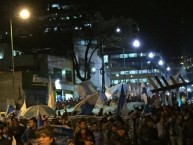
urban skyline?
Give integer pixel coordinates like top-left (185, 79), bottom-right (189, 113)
top-left (0, 0), bottom-right (193, 57)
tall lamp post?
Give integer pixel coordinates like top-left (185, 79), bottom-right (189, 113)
top-left (10, 8), bottom-right (30, 98)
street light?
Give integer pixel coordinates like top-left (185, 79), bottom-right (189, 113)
top-left (167, 66), bottom-right (171, 71)
top-left (148, 52), bottom-right (155, 58)
top-left (10, 8), bottom-right (30, 97)
top-left (158, 59), bottom-right (164, 66)
top-left (19, 9), bottom-right (30, 19)
top-left (132, 39), bottom-right (140, 48)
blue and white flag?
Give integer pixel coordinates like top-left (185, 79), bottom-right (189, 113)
top-left (76, 80), bottom-right (97, 99)
top-left (105, 84), bottom-right (122, 99)
top-left (117, 84), bottom-right (126, 116)
top-left (73, 93), bottom-right (99, 115)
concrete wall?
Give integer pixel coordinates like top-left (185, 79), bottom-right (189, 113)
top-left (0, 71), bottom-right (22, 111)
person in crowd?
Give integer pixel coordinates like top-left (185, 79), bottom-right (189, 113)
top-left (137, 115), bottom-right (160, 145)
top-left (43, 119), bottom-right (51, 127)
top-left (111, 124), bottom-right (130, 145)
top-left (103, 122), bottom-right (117, 145)
top-left (67, 139), bottom-right (76, 145)
top-left (11, 118), bottom-right (25, 145)
top-left (74, 118), bottom-right (95, 145)
top-left (182, 111), bottom-right (193, 145)
top-left (91, 122), bottom-right (103, 145)
top-left (85, 135), bottom-right (95, 145)
top-left (168, 113), bottom-right (183, 145)
top-left (21, 117), bottom-right (37, 145)
top-left (156, 115), bottom-right (168, 145)
top-left (131, 109), bottom-right (141, 145)
top-left (2, 123), bottom-right (13, 144)
top-left (0, 125), bottom-right (10, 144)
top-left (35, 125), bottom-right (56, 145)
top-left (28, 129), bottom-right (38, 145)
top-left (97, 108), bottom-right (103, 116)
top-left (59, 114), bottom-right (72, 128)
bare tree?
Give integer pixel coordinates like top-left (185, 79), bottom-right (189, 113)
top-left (71, 16), bottom-right (131, 82)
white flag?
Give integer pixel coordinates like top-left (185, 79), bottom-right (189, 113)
top-left (18, 100), bottom-right (27, 117)
top-left (48, 76), bottom-right (55, 110)
top-left (105, 83), bottom-right (122, 99)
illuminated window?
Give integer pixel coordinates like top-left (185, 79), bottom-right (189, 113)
top-left (0, 49), bottom-right (4, 59)
top-left (66, 94), bottom-right (73, 100)
top-left (55, 79), bottom-right (61, 89)
top-left (120, 71), bottom-right (126, 75)
top-left (130, 70), bottom-right (138, 74)
top-left (52, 4), bottom-right (60, 8)
top-left (113, 80), bottom-right (119, 84)
top-left (128, 53), bottom-right (137, 58)
top-left (104, 55), bottom-right (108, 63)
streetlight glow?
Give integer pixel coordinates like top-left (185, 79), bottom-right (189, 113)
top-left (116, 27), bottom-right (121, 33)
top-left (167, 66), bottom-right (171, 71)
top-left (19, 9), bottom-right (30, 19)
top-left (158, 60), bottom-right (164, 65)
top-left (132, 39), bottom-right (140, 48)
top-left (148, 52), bottom-right (154, 58)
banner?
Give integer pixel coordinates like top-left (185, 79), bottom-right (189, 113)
top-left (51, 125), bottom-right (73, 145)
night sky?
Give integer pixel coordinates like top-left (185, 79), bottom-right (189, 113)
top-left (1, 0), bottom-right (193, 57)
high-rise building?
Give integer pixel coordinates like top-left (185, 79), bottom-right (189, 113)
top-left (104, 49), bottom-right (166, 86)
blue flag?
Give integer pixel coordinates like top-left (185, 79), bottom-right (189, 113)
top-left (117, 84), bottom-right (126, 116)
top-left (73, 93), bottom-right (99, 115)
top-left (6, 105), bottom-right (15, 116)
top-left (80, 102), bottom-right (95, 115)
top-left (37, 113), bottom-right (43, 128)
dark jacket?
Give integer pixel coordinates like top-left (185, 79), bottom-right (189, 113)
top-left (74, 128), bottom-right (95, 145)
top-left (137, 122), bottom-right (159, 145)
top-left (111, 134), bottom-right (130, 145)
top-left (0, 136), bottom-right (11, 145)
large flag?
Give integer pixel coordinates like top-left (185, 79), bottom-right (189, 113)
top-left (95, 93), bottom-right (104, 109)
top-left (117, 84), bottom-right (126, 116)
top-left (105, 84), bottom-right (122, 99)
top-left (76, 80), bottom-right (97, 99)
top-left (73, 93), bottom-right (99, 115)
top-left (121, 100), bottom-right (128, 116)
top-left (141, 82), bottom-right (148, 104)
top-left (48, 76), bottom-right (55, 110)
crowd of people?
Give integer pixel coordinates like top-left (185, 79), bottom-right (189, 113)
top-left (1, 93), bottom-right (193, 145)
